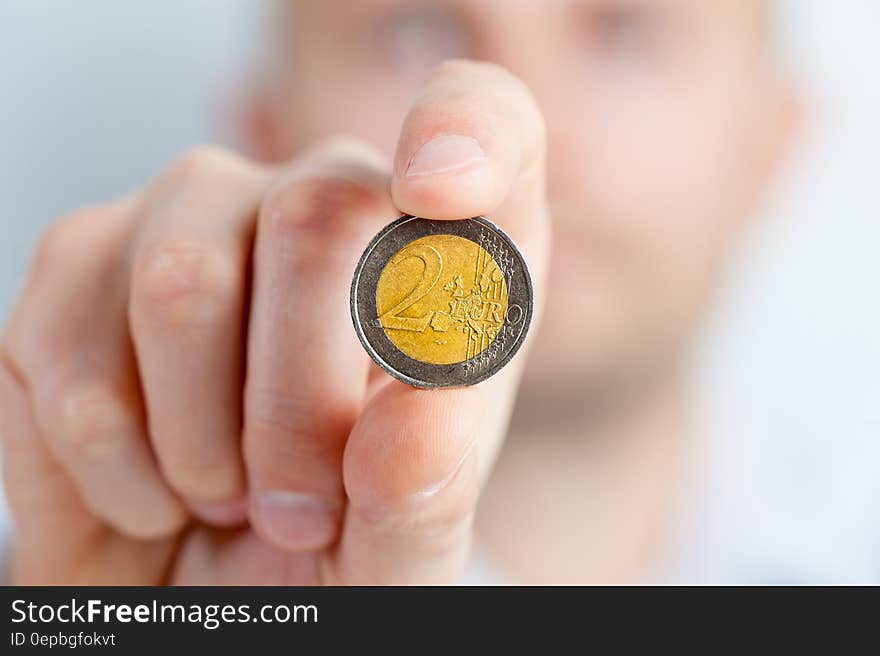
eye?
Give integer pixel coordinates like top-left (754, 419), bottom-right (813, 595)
top-left (581, 2), bottom-right (660, 63)
top-left (378, 7), bottom-right (469, 76)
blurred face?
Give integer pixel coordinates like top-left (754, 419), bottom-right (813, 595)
top-left (260, 0), bottom-right (791, 397)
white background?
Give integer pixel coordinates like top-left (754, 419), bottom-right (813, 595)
top-left (0, 1), bottom-right (878, 575)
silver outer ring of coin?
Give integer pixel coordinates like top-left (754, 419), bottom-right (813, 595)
top-left (350, 215), bottom-right (534, 389)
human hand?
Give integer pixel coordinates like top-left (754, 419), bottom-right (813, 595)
top-left (0, 61), bottom-right (548, 584)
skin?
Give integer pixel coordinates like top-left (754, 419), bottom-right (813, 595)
top-left (0, 0), bottom-right (796, 584)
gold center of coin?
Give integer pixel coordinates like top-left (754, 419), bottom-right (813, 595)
top-left (376, 234), bottom-right (509, 365)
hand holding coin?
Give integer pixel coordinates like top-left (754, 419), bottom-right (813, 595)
top-left (0, 60), bottom-right (549, 585)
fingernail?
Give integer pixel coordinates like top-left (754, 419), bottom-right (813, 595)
top-left (255, 491), bottom-right (338, 551)
top-left (405, 135), bottom-right (487, 178)
top-left (190, 498), bottom-right (248, 527)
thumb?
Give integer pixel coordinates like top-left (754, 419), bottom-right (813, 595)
top-left (391, 58), bottom-right (550, 475)
top-left (329, 60), bottom-right (550, 583)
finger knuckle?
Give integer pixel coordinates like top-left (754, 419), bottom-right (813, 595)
top-left (164, 145), bottom-right (243, 188)
top-left (260, 174), bottom-right (386, 244)
top-left (142, 147), bottom-right (264, 218)
top-left (33, 220), bottom-right (75, 270)
top-left (45, 381), bottom-right (135, 456)
top-left (246, 386), bottom-right (353, 458)
top-left (132, 241), bottom-right (242, 326)
top-left (31, 208), bottom-right (112, 279)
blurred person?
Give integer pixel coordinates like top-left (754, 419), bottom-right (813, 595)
top-left (0, 0), bottom-right (806, 584)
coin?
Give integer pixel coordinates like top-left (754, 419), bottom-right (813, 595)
top-left (350, 215), bottom-right (533, 388)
